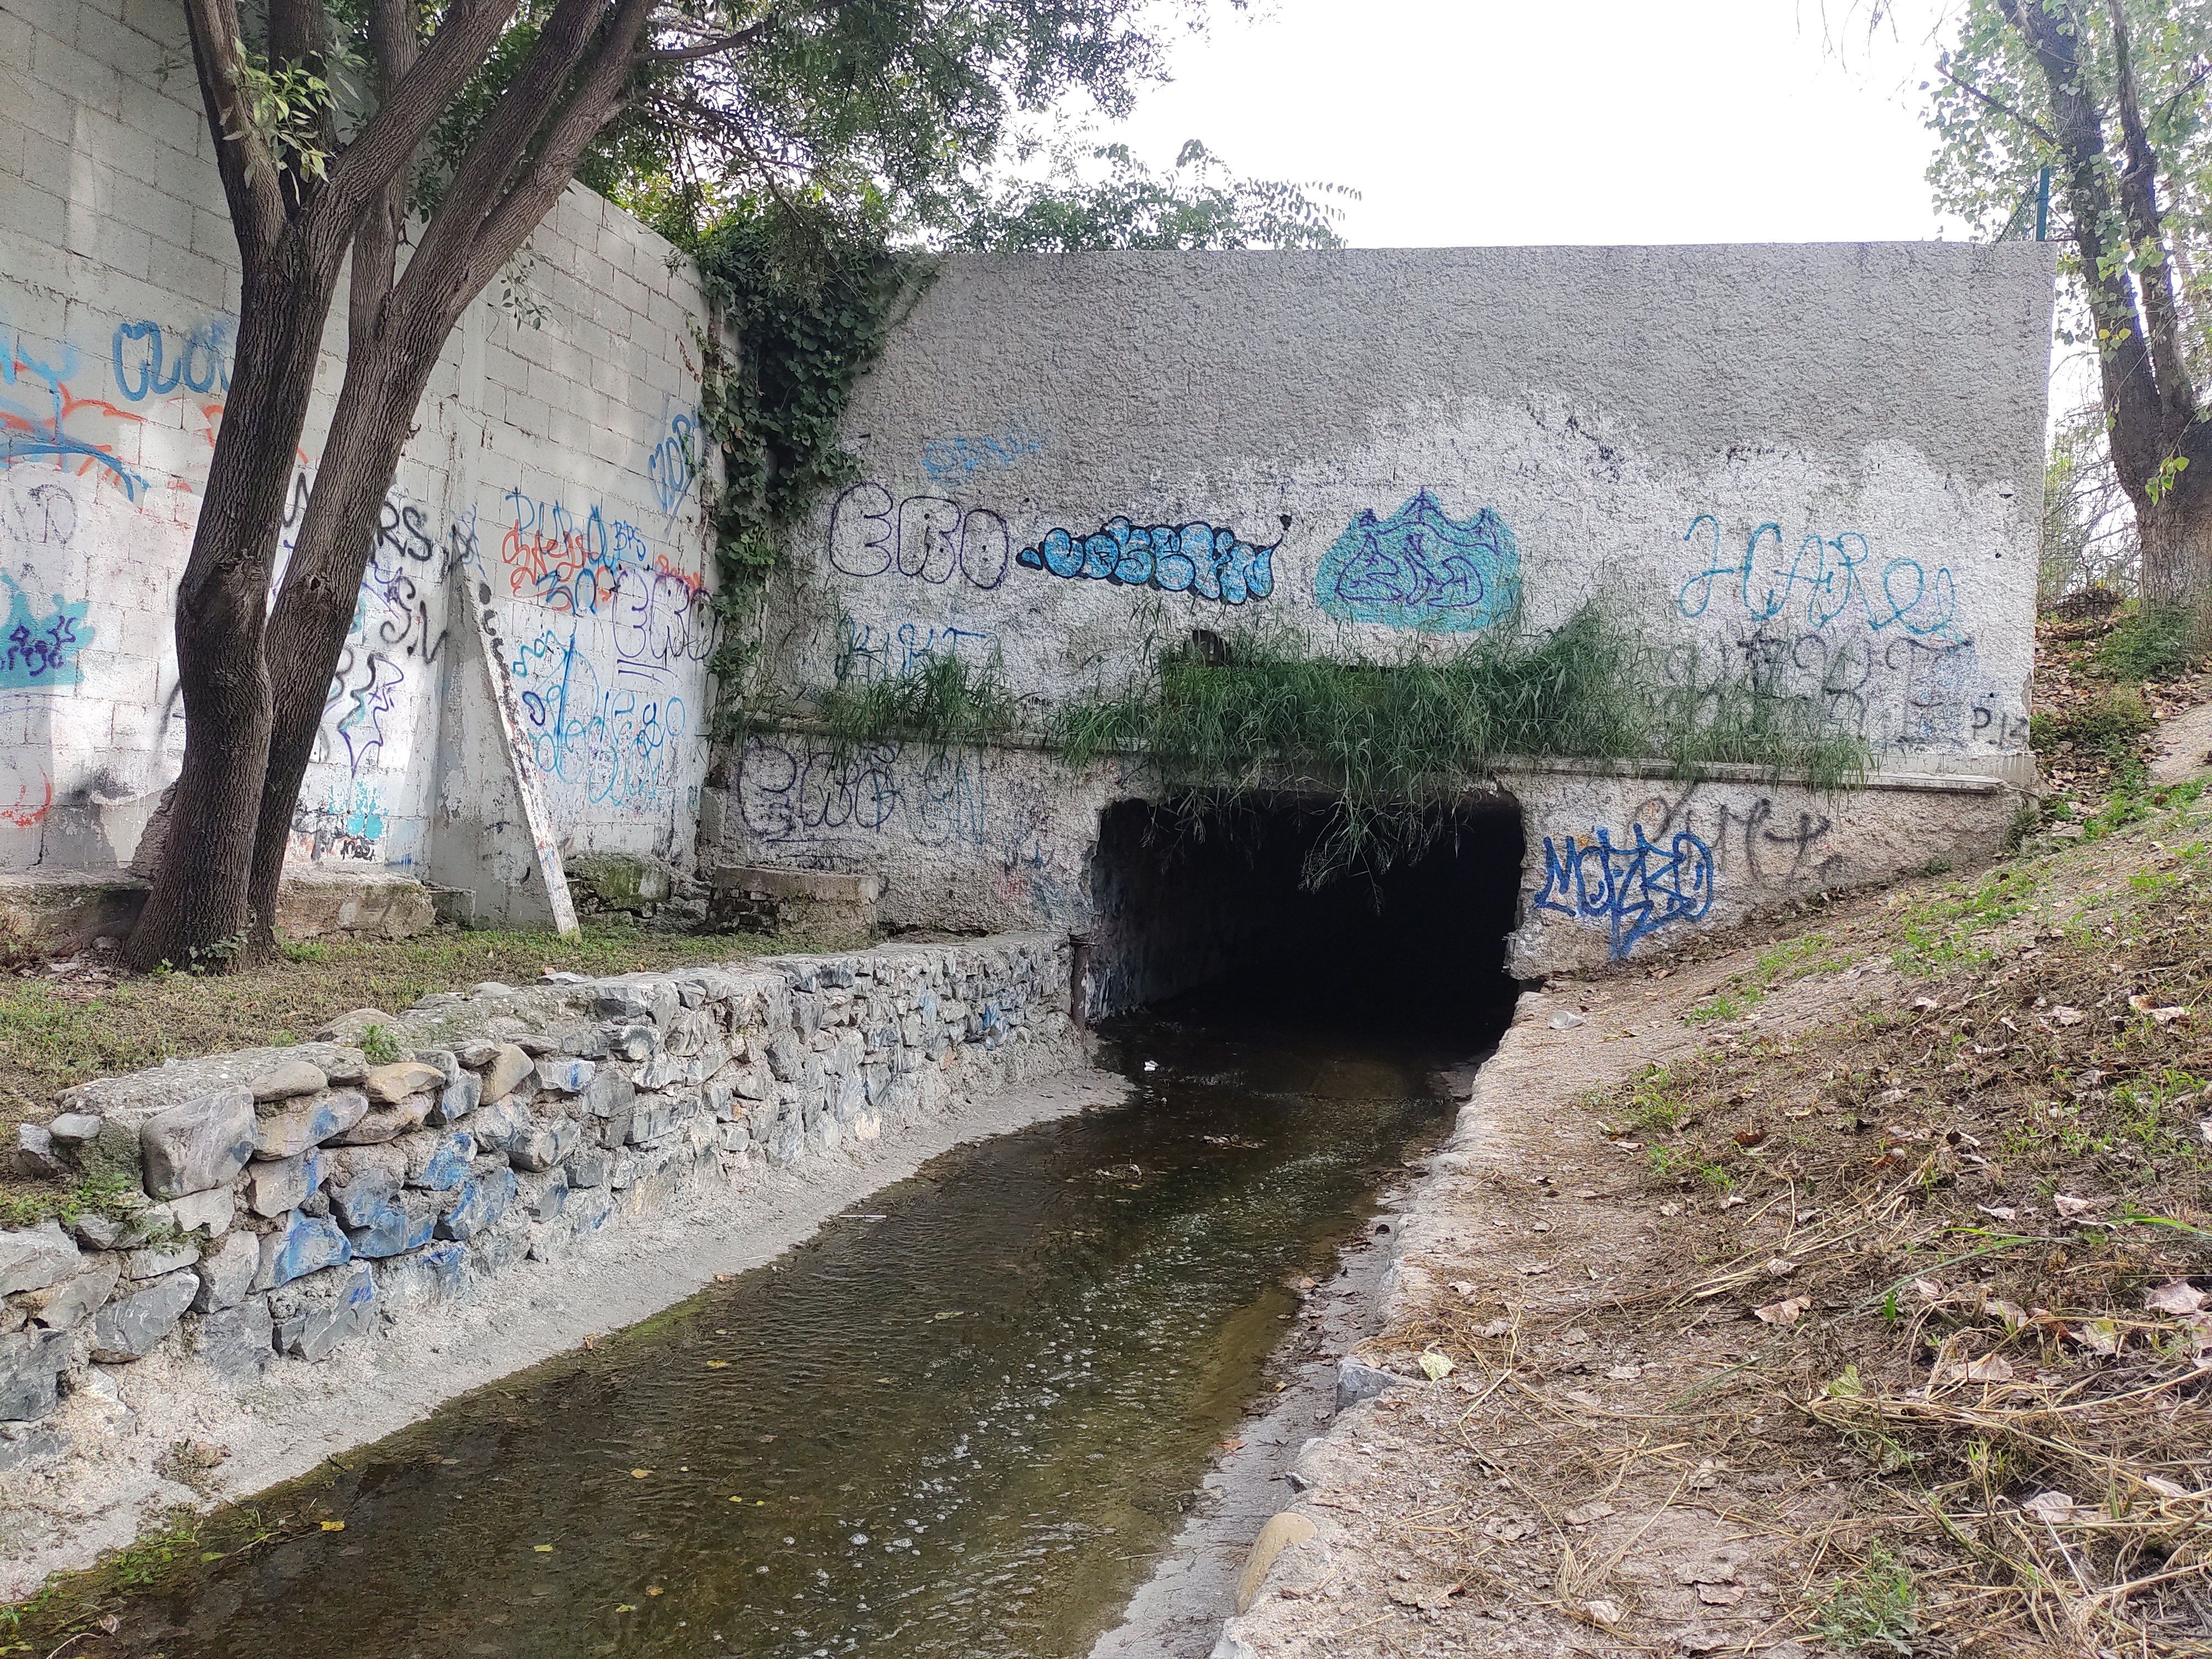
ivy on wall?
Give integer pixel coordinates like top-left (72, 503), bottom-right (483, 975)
top-left (680, 210), bottom-right (930, 730)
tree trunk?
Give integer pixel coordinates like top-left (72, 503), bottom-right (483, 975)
top-left (126, 239), bottom-right (345, 970)
top-left (2140, 422), bottom-right (2212, 624)
top-left (246, 330), bottom-right (446, 945)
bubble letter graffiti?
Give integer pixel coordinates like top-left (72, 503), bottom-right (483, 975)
top-left (1016, 516), bottom-right (1281, 606)
top-left (1314, 492), bottom-right (1518, 630)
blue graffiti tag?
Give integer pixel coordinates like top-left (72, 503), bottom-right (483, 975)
top-left (1533, 823), bottom-right (1716, 959)
top-left (111, 319), bottom-right (234, 401)
top-left (0, 572), bottom-right (92, 689)
top-left (648, 412), bottom-right (696, 519)
top-left (1677, 516), bottom-right (1958, 640)
top-left (1016, 516), bottom-right (1281, 606)
top-left (0, 329), bottom-right (150, 499)
top-left (920, 429), bottom-right (1042, 481)
top-left (1313, 491), bottom-right (1518, 631)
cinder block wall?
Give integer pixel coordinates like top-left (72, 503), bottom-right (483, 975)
top-left (0, 0), bottom-right (717, 887)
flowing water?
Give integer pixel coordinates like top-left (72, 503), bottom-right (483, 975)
top-left (42, 978), bottom-right (1512, 1658)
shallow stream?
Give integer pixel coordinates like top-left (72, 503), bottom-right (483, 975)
top-left (50, 976), bottom-right (1511, 1658)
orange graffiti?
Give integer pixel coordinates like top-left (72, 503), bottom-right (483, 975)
top-left (0, 772), bottom-right (54, 828)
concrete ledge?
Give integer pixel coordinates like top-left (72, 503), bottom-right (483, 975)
top-left (0, 868), bottom-right (440, 957)
top-left (708, 864), bottom-right (881, 935)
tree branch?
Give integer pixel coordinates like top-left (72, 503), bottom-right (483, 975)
top-left (312, 0), bottom-right (523, 239)
top-left (2104, 0), bottom-right (2195, 423)
top-left (402, 0), bottom-right (612, 279)
top-left (180, 0), bottom-right (288, 255)
top-left (456, 0), bottom-right (659, 297)
top-left (2001, 0), bottom-right (2168, 496)
top-left (349, 0), bottom-right (422, 347)
top-left (1934, 61), bottom-right (2056, 145)
top-left (641, 16), bottom-right (781, 64)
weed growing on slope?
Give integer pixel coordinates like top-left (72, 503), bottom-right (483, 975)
top-left (1807, 1542), bottom-right (1919, 1655)
top-left (1569, 791), bottom-right (2212, 1652)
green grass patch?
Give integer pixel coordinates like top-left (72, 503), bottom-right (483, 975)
top-left (1684, 932), bottom-right (1853, 1025)
top-left (1806, 1541), bottom-right (1918, 1655)
top-left (2030, 685), bottom-right (2155, 760)
top-left (2096, 601), bottom-right (2201, 682)
top-left (815, 647), bottom-right (1020, 764)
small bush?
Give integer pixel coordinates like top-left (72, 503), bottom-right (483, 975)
top-left (1050, 602), bottom-right (1867, 888)
top-left (2097, 601), bottom-right (2200, 681)
top-left (357, 1024), bottom-right (402, 1066)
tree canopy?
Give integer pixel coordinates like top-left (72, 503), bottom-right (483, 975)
top-left (1920, 0), bottom-right (2212, 633)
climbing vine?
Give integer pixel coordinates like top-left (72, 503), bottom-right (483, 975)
top-left (682, 211), bottom-right (931, 730)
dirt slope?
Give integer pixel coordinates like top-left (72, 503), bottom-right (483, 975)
top-left (1222, 774), bottom-right (2212, 1658)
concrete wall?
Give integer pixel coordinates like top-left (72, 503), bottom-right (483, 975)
top-left (0, 0), bottom-right (717, 900)
top-left (717, 246), bottom-right (2051, 986)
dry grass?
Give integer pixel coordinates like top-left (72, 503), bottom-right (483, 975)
top-left (1386, 784), bottom-right (2212, 1655)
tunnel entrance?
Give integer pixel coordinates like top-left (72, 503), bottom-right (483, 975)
top-left (1086, 795), bottom-right (1526, 1037)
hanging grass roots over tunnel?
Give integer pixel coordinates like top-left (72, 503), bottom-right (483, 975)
top-left (1049, 603), bottom-right (1870, 889)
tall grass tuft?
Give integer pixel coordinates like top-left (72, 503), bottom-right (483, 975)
top-left (1049, 602), bottom-right (1867, 888)
top-left (815, 650), bottom-right (1021, 766)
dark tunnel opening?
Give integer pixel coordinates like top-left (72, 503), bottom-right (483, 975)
top-left (1086, 795), bottom-right (1527, 1050)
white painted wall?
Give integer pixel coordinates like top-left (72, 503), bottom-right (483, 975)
top-left (766, 248), bottom-right (2051, 783)
top-left (0, 0), bottom-right (717, 886)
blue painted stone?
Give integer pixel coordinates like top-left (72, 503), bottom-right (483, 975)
top-left (342, 1193), bottom-right (437, 1259)
top-left (412, 1132), bottom-right (476, 1192)
top-left (430, 1071), bottom-right (481, 1127)
top-left (536, 1057), bottom-right (596, 1094)
top-left (436, 1167), bottom-right (517, 1240)
top-left (255, 1211), bottom-right (351, 1291)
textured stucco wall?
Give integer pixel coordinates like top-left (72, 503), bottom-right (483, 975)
top-left (719, 244), bottom-right (2049, 983)
top-left (0, 0), bottom-right (715, 884)
top-left (755, 244), bottom-right (2050, 773)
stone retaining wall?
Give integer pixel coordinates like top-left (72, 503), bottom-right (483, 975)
top-left (0, 935), bottom-right (1074, 1439)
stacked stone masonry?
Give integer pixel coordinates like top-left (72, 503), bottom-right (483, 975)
top-left (0, 935), bottom-right (1073, 1425)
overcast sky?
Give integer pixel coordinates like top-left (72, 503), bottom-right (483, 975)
top-left (1104, 0), bottom-right (1969, 248)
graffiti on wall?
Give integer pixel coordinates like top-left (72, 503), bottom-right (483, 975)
top-left (1017, 515), bottom-right (1283, 606)
top-left (1314, 492), bottom-right (1518, 631)
top-left (1, 327), bottom-right (150, 500)
top-left (830, 484), bottom-right (1010, 591)
top-left (1532, 822), bottom-right (1716, 958)
top-left (290, 781), bottom-right (387, 863)
top-left (648, 411), bottom-right (696, 521)
top-left (836, 617), bottom-right (994, 684)
top-left (735, 735), bottom-right (989, 850)
top-left (1677, 516), bottom-right (1958, 640)
top-left (508, 624), bottom-right (696, 815)
top-left (1665, 623), bottom-right (2024, 756)
top-left (920, 427), bottom-right (1042, 482)
top-left (110, 319), bottom-right (233, 403)
top-left (0, 481), bottom-right (92, 690)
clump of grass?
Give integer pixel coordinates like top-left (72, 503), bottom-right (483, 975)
top-left (1051, 603), bottom-right (1867, 888)
top-left (816, 649), bottom-right (1020, 765)
top-left (1807, 1541), bottom-right (1919, 1655)
top-left (357, 1023), bottom-right (402, 1066)
top-left (2096, 601), bottom-right (2200, 681)
top-left (2032, 684), bottom-right (2156, 760)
